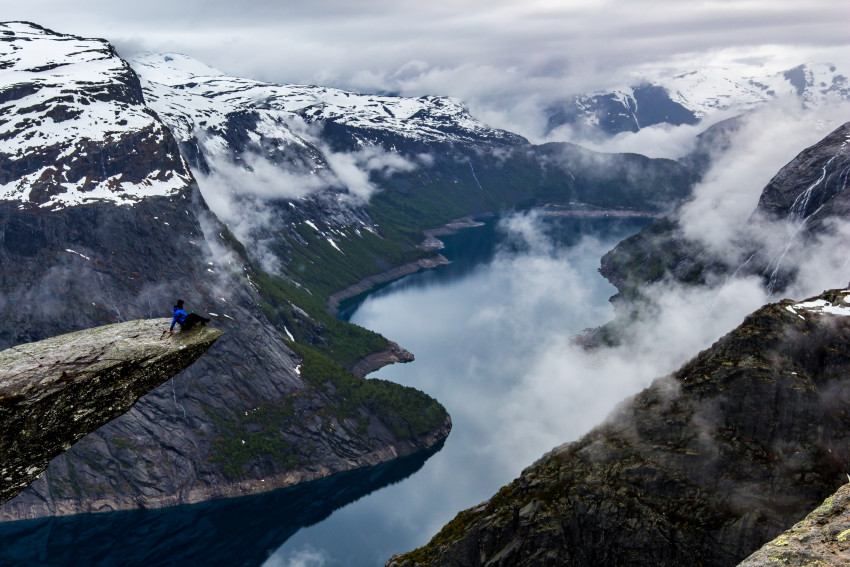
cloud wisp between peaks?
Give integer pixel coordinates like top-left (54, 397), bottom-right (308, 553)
top-left (675, 99), bottom-right (850, 298)
top-left (192, 138), bottom-right (422, 273)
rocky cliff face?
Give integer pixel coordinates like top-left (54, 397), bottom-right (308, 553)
top-left (0, 319), bottom-right (221, 505)
top-left (0, 22), bottom-right (450, 520)
top-left (389, 289), bottom-right (850, 567)
top-left (736, 482), bottom-right (850, 566)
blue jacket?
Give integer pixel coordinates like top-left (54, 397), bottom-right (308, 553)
top-left (171, 307), bottom-right (188, 331)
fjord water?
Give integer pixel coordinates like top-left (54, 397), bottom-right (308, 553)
top-left (0, 213), bottom-right (650, 566)
top-left (266, 213), bottom-right (653, 567)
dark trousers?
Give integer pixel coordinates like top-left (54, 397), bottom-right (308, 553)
top-left (182, 313), bottom-right (210, 330)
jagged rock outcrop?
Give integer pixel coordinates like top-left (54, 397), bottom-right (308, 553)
top-left (388, 289), bottom-right (850, 567)
top-left (736, 482), bottom-right (850, 566)
top-left (0, 319), bottom-right (221, 505)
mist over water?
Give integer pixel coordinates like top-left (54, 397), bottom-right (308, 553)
top-left (266, 213), bottom-right (655, 566)
top-left (0, 213), bottom-right (652, 567)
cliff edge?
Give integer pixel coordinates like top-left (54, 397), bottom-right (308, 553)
top-left (0, 319), bottom-right (221, 505)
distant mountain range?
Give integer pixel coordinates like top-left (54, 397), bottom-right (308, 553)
top-left (546, 63), bottom-right (849, 137)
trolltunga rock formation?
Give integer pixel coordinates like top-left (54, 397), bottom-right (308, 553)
top-left (0, 319), bottom-right (221, 505)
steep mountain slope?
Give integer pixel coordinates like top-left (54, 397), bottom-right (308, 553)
top-left (737, 482), bottom-right (850, 566)
top-left (547, 63), bottom-right (849, 138)
top-left (388, 289), bottom-right (850, 567)
top-left (0, 23), bottom-right (189, 208)
top-left (0, 22), bottom-right (449, 520)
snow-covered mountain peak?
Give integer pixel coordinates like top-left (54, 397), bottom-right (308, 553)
top-left (658, 62), bottom-right (849, 117)
top-left (0, 23), bottom-right (191, 209)
top-left (129, 52), bottom-right (520, 146)
top-left (551, 61), bottom-right (849, 138)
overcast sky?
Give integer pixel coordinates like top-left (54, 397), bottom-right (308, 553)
top-left (5, 0), bottom-right (849, 140)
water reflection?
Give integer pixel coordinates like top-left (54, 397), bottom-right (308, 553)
top-left (0, 442), bottom-right (444, 567)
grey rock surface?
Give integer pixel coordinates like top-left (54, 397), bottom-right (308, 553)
top-left (0, 319), bottom-right (221, 505)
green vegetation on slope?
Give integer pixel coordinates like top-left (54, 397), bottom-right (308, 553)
top-left (208, 401), bottom-right (299, 478)
top-left (291, 343), bottom-right (448, 440)
top-left (206, 343), bottom-right (448, 479)
top-left (249, 264), bottom-right (388, 368)
top-left (283, 223), bottom-right (429, 300)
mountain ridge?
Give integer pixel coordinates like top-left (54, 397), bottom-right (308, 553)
top-left (388, 287), bottom-right (850, 566)
top-left (547, 62), bottom-right (849, 139)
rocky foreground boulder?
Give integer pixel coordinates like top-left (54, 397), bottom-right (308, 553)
top-left (388, 289), bottom-right (850, 567)
top-left (0, 319), bottom-right (221, 505)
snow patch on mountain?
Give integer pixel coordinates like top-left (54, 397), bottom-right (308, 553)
top-left (129, 52), bottom-right (518, 148)
top-left (787, 293), bottom-right (850, 318)
top-left (0, 22), bottom-right (191, 209)
top-left (555, 62), bottom-right (849, 137)
top-left (659, 63), bottom-right (849, 118)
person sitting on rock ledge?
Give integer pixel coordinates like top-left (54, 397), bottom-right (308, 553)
top-left (168, 299), bottom-right (210, 333)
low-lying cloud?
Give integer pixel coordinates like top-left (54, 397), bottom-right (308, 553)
top-left (678, 100), bottom-right (850, 256)
top-left (667, 98), bottom-right (850, 303)
top-left (193, 140), bottom-right (421, 272)
top-left (346, 210), bottom-right (771, 508)
top-left (323, 145), bottom-right (419, 203)
top-left (351, 96), bottom-right (850, 483)
top-left (253, 99), bottom-right (850, 563)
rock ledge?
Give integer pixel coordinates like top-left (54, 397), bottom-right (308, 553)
top-left (0, 318), bottom-right (221, 504)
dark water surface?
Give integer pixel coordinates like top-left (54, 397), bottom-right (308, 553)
top-left (0, 214), bottom-right (651, 567)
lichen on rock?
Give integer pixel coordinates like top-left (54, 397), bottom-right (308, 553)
top-left (737, 482), bottom-right (850, 566)
top-left (0, 318), bottom-right (221, 505)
